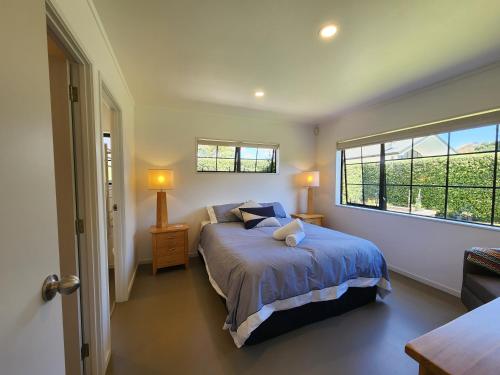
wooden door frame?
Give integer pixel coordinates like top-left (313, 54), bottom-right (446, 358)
top-left (99, 79), bottom-right (127, 304)
top-left (46, 2), bottom-right (110, 374)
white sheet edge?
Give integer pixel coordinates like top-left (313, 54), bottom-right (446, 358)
top-left (198, 244), bottom-right (392, 348)
top-left (198, 244), bottom-right (227, 299)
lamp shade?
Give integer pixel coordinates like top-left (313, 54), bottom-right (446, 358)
top-left (148, 169), bottom-right (173, 190)
top-left (300, 171), bottom-right (320, 187)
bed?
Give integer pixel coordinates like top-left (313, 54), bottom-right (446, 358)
top-left (199, 216), bottom-right (391, 348)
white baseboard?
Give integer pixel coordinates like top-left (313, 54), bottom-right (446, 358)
top-left (127, 262), bottom-right (138, 299)
top-left (388, 264), bottom-right (461, 297)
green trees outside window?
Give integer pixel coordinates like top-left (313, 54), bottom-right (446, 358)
top-left (197, 142), bottom-right (278, 173)
top-left (341, 124), bottom-right (499, 226)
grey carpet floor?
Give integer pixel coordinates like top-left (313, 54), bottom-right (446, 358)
top-left (107, 257), bottom-right (466, 375)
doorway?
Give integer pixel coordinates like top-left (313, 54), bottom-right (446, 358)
top-left (102, 105), bottom-right (116, 315)
top-left (46, 3), bottom-right (116, 372)
top-left (47, 30), bottom-right (87, 375)
top-left (100, 83), bottom-right (126, 308)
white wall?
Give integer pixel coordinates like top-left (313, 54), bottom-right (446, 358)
top-left (135, 104), bottom-right (316, 262)
top-left (317, 63), bottom-right (500, 296)
top-left (50, 0), bottom-right (137, 368)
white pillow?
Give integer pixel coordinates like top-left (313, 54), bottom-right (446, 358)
top-left (231, 200), bottom-right (261, 221)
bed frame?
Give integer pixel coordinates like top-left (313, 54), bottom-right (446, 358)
top-left (198, 251), bottom-right (377, 345)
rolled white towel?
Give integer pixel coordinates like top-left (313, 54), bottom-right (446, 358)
top-left (273, 219), bottom-right (304, 240)
top-left (285, 231), bottom-right (306, 247)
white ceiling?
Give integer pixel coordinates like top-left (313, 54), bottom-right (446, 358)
top-left (93, 0), bottom-right (500, 123)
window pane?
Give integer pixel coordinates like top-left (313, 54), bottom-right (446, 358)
top-left (385, 139), bottom-right (412, 160)
top-left (241, 147), bottom-right (257, 159)
top-left (217, 146), bottom-right (235, 158)
top-left (412, 156), bottom-right (447, 186)
top-left (240, 159), bottom-right (256, 172)
top-left (257, 148), bottom-right (273, 159)
top-left (411, 187), bottom-right (446, 218)
top-left (497, 152), bottom-right (500, 186)
top-left (197, 158), bottom-right (216, 171)
top-left (345, 147), bottom-right (361, 164)
top-left (386, 159), bottom-right (411, 185)
top-left (413, 133), bottom-right (449, 157)
top-left (448, 153), bottom-right (495, 187)
top-left (363, 162), bottom-right (379, 184)
top-left (345, 164), bottom-right (362, 185)
top-left (197, 144), bottom-right (216, 157)
top-left (256, 159), bottom-right (273, 172)
top-left (217, 159), bottom-right (235, 172)
top-left (361, 145), bottom-right (380, 163)
top-left (386, 186), bottom-right (410, 213)
top-left (346, 185), bottom-right (362, 204)
top-left (450, 124), bottom-right (496, 153)
top-left (495, 190), bottom-right (500, 226)
top-left (363, 185), bottom-right (379, 206)
top-left (342, 175), bottom-right (347, 204)
top-left (447, 188), bottom-right (492, 224)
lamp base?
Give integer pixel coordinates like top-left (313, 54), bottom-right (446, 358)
top-left (307, 187), bottom-right (314, 214)
top-left (156, 191), bottom-right (168, 228)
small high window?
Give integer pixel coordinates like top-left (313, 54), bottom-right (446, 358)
top-left (196, 139), bottom-right (278, 173)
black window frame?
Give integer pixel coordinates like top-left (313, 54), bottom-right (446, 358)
top-left (196, 141), bottom-right (278, 174)
top-left (340, 123), bottom-right (500, 227)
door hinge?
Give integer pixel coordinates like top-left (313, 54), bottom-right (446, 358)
top-left (69, 85), bottom-right (79, 102)
top-left (76, 218), bottom-right (85, 234)
top-left (81, 343), bottom-right (89, 359)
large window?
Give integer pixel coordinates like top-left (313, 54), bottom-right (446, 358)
top-left (341, 123), bottom-right (500, 227)
top-left (196, 139), bottom-right (278, 173)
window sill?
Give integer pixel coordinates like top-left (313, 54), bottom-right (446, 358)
top-left (335, 203), bottom-right (500, 232)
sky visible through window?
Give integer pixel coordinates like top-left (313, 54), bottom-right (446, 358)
top-left (440, 124), bottom-right (497, 150)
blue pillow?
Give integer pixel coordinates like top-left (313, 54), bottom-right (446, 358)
top-left (259, 202), bottom-right (288, 218)
top-left (207, 202), bottom-right (243, 224)
top-left (239, 206), bottom-right (281, 229)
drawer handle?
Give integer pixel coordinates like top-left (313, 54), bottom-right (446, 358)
top-left (169, 247), bottom-right (176, 252)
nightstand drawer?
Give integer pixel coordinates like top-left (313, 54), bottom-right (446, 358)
top-left (156, 232), bottom-right (185, 249)
top-left (157, 252), bottom-right (184, 267)
top-left (157, 244), bottom-right (183, 258)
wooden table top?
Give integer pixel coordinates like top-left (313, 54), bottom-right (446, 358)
top-left (405, 297), bottom-right (500, 375)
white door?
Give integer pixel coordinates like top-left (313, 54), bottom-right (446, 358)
top-left (0, 2), bottom-right (67, 373)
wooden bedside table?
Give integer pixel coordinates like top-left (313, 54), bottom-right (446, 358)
top-left (150, 224), bottom-right (189, 275)
top-left (291, 213), bottom-right (324, 226)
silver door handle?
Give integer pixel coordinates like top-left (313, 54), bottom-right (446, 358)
top-left (42, 274), bottom-right (80, 302)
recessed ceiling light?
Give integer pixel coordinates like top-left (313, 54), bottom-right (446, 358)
top-left (319, 24), bottom-right (337, 40)
top-left (254, 90), bottom-right (265, 98)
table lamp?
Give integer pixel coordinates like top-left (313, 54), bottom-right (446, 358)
top-left (300, 171), bottom-right (320, 214)
top-left (148, 169), bottom-right (173, 228)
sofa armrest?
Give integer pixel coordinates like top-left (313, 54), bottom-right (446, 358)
top-left (463, 249), bottom-right (499, 277)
